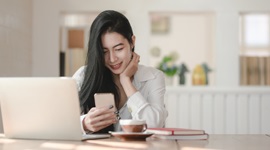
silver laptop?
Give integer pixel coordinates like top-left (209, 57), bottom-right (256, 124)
top-left (0, 77), bottom-right (110, 141)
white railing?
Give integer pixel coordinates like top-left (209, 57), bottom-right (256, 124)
top-left (165, 86), bottom-right (270, 134)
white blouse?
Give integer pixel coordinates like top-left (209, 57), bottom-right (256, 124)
top-left (72, 65), bottom-right (168, 132)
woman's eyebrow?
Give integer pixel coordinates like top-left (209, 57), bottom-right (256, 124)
top-left (103, 43), bottom-right (124, 49)
top-left (113, 43), bottom-right (124, 48)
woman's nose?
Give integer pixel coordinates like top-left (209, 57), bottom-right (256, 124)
top-left (109, 52), bottom-right (117, 62)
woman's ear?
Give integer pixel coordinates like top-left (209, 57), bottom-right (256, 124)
top-left (131, 35), bottom-right (136, 49)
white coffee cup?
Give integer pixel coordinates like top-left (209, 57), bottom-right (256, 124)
top-left (119, 119), bottom-right (147, 133)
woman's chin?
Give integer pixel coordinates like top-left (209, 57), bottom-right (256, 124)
top-left (110, 69), bottom-right (123, 75)
top-left (109, 66), bottom-right (125, 75)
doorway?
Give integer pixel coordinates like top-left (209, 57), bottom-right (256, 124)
top-left (59, 12), bottom-right (99, 76)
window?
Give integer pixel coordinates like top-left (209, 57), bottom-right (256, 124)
top-left (240, 13), bottom-right (270, 86)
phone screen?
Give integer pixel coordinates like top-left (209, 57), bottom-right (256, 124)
top-left (94, 93), bottom-right (116, 111)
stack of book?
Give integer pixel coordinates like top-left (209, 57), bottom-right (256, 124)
top-left (146, 127), bottom-right (209, 140)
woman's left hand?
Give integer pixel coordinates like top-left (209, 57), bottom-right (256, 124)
top-left (119, 52), bottom-right (140, 97)
top-left (120, 52), bottom-right (140, 81)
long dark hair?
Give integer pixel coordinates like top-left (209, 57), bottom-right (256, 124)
top-left (79, 10), bottom-right (134, 133)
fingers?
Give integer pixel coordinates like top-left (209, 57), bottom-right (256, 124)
top-left (83, 106), bottom-right (118, 132)
top-left (90, 110), bottom-right (116, 124)
top-left (89, 105), bottom-right (114, 118)
top-left (120, 52), bottom-right (140, 80)
top-left (132, 52), bottom-right (140, 64)
top-left (91, 118), bottom-right (116, 131)
top-left (89, 117), bottom-right (117, 132)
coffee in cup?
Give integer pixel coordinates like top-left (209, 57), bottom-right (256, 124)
top-left (119, 119), bottom-right (147, 133)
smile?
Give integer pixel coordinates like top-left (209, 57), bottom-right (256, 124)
top-left (110, 63), bottom-right (122, 70)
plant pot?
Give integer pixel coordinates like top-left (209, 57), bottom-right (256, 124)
top-left (165, 76), bottom-right (174, 86)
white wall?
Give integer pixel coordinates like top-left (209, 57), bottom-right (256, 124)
top-left (0, 0), bottom-right (32, 77)
top-left (149, 13), bottom-right (216, 86)
top-left (165, 87), bottom-right (270, 134)
top-left (32, 0), bottom-right (270, 86)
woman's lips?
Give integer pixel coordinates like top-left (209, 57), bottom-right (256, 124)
top-left (110, 62), bottom-right (122, 70)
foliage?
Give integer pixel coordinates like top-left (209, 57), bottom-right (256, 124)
top-left (158, 55), bottom-right (178, 77)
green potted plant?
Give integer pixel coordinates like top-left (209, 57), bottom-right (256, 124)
top-left (157, 52), bottom-right (179, 85)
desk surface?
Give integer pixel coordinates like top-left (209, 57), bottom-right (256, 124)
top-left (0, 134), bottom-right (269, 150)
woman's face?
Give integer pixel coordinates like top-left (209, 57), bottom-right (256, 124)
top-left (101, 32), bottom-right (134, 75)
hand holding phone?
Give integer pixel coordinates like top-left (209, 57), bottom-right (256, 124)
top-left (82, 93), bottom-right (117, 132)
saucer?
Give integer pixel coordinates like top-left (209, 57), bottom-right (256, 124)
top-left (109, 132), bottom-right (153, 141)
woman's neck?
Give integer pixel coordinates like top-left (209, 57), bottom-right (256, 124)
top-left (113, 74), bottom-right (120, 84)
top-left (112, 74), bottom-right (127, 109)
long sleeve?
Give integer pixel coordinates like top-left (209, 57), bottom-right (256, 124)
top-left (72, 66), bottom-right (86, 91)
top-left (127, 66), bottom-right (168, 128)
top-left (72, 66), bottom-right (88, 133)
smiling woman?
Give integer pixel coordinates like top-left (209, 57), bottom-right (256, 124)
top-left (72, 10), bottom-right (168, 134)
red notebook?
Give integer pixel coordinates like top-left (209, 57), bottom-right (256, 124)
top-left (146, 128), bottom-right (205, 135)
top-left (152, 133), bottom-right (209, 140)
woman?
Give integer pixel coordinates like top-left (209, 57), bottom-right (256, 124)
top-left (73, 10), bottom-right (168, 134)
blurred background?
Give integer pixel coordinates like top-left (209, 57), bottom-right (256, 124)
top-left (0, 0), bottom-right (270, 87)
top-left (1, 0), bottom-right (270, 134)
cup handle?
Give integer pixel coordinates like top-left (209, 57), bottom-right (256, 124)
top-left (143, 124), bottom-right (147, 132)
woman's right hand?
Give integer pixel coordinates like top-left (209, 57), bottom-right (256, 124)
top-left (82, 105), bottom-right (117, 132)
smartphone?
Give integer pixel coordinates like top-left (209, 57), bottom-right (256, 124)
top-left (94, 93), bottom-right (116, 111)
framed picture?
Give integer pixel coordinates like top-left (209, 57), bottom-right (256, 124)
top-left (151, 16), bottom-right (170, 34)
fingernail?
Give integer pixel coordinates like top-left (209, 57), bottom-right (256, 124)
top-left (108, 105), bottom-right (114, 109)
top-left (117, 116), bottom-right (121, 120)
top-left (114, 111), bottom-right (119, 114)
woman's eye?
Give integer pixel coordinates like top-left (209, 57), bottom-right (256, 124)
top-left (116, 48), bottom-right (123, 51)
